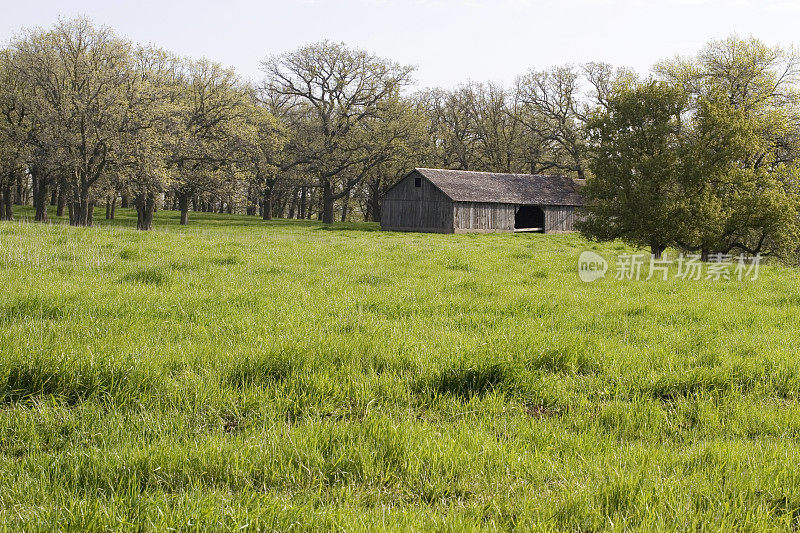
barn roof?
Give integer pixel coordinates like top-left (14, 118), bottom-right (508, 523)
top-left (413, 168), bottom-right (584, 206)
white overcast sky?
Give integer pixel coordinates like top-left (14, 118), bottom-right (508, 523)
top-left (1, 0), bottom-right (799, 89)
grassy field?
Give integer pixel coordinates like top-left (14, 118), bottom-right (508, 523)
top-left (3, 207), bottom-right (800, 530)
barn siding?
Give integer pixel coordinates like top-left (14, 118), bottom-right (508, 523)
top-left (543, 205), bottom-right (578, 233)
top-left (381, 172), bottom-right (454, 232)
top-left (453, 202), bottom-right (516, 232)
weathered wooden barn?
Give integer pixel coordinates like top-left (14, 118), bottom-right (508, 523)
top-left (380, 168), bottom-right (584, 233)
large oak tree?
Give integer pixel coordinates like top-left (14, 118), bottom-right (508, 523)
top-left (262, 41), bottom-right (414, 223)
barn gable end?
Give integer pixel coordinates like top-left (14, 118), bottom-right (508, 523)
top-left (381, 170), bottom-right (454, 233)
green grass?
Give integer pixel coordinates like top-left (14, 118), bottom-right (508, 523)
top-left (3, 207), bottom-right (800, 530)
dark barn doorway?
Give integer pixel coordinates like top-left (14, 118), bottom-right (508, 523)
top-left (515, 205), bottom-right (545, 232)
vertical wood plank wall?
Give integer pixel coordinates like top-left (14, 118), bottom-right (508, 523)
top-left (542, 206), bottom-right (577, 233)
top-left (452, 202), bottom-right (515, 232)
top-left (452, 203), bottom-right (576, 232)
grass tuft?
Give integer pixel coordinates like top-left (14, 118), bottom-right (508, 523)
top-left (118, 267), bottom-right (170, 285)
top-left (225, 354), bottom-right (295, 388)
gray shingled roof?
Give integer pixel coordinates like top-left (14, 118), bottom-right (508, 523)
top-left (415, 168), bottom-right (584, 206)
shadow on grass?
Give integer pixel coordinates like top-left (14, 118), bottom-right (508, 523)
top-left (315, 222), bottom-right (380, 232)
top-left (526, 348), bottom-right (600, 375)
top-left (1, 358), bottom-right (158, 406)
top-left (0, 295), bottom-right (69, 323)
top-left (12, 206), bottom-right (381, 232)
top-left (431, 363), bottom-right (508, 399)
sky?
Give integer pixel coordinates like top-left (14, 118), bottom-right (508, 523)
top-left (1, 0), bottom-right (799, 90)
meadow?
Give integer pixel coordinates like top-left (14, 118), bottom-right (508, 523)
top-left (2, 208), bottom-right (800, 531)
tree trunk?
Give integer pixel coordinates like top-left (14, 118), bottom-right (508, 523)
top-left (56, 180), bottom-right (66, 217)
top-left (651, 243), bottom-right (665, 259)
top-left (179, 194), bottom-right (190, 225)
top-left (69, 181), bottom-right (92, 227)
top-left (340, 192), bottom-right (349, 222)
top-left (288, 187), bottom-right (298, 219)
top-left (6, 187), bottom-right (14, 219)
top-left (276, 193), bottom-right (288, 218)
top-left (262, 183), bottom-right (273, 221)
top-left (15, 173), bottom-right (24, 205)
top-left (0, 185), bottom-right (11, 221)
top-left (105, 196), bottom-right (117, 220)
top-left (299, 186), bottom-right (307, 220)
top-left (247, 193), bottom-right (256, 216)
top-left (367, 179), bottom-right (381, 222)
top-left (321, 179), bottom-right (334, 223)
top-left (120, 195), bottom-right (129, 208)
top-left (32, 170), bottom-right (49, 222)
top-left (135, 193), bottom-right (156, 230)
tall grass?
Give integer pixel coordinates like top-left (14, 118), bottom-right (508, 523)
top-left (2, 207), bottom-right (800, 530)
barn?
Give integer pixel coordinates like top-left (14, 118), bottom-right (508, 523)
top-left (380, 168), bottom-right (584, 233)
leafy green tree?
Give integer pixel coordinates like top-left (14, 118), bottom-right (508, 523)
top-left (239, 92), bottom-right (287, 220)
top-left (117, 47), bottom-right (180, 230)
top-left (658, 36), bottom-right (800, 258)
top-left (0, 49), bottom-right (31, 221)
top-left (168, 59), bottom-right (252, 225)
top-left (579, 81), bottom-right (688, 257)
top-left (357, 97), bottom-right (431, 222)
top-left (11, 18), bottom-right (133, 226)
top-left (676, 89), bottom-right (800, 257)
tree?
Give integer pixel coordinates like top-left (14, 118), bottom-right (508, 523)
top-left (675, 89), bottom-right (800, 258)
top-left (168, 59), bottom-right (252, 225)
top-left (118, 47), bottom-right (179, 230)
top-left (419, 83), bottom-right (526, 173)
top-left (514, 66), bottom-right (589, 178)
top-left (239, 92), bottom-right (287, 220)
top-left (419, 86), bottom-right (480, 170)
top-left (354, 98), bottom-right (431, 222)
top-left (262, 41), bottom-right (414, 223)
top-left (657, 36), bottom-right (800, 257)
top-left (579, 81), bottom-right (689, 257)
top-left (11, 18), bottom-right (133, 226)
top-left (0, 49), bottom-right (31, 221)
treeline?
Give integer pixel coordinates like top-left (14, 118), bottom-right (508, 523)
top-left (0, 17), bottom-right (625, 227)
top-left (1, 18), bottom-right (800, 258)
